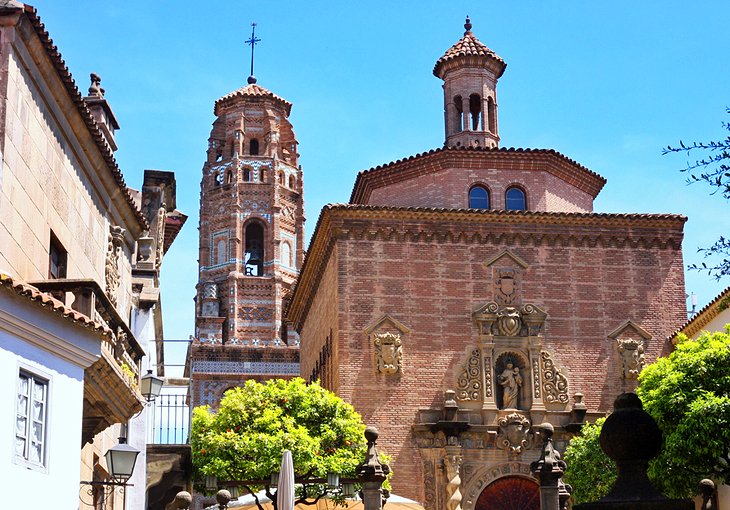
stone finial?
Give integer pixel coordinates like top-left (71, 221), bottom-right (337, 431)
top-left (444, 390), bottom-right (458, 421)
top-left (531, 423), bottom-right (571, 510)
top-left (531, 423), bottom-right (565, 474)
top-left (464, 16), bottom-right (472, 33)
top-left (357, 426), bottom-right (390, 481)
top-left (88, 72), bottom-right (104, 98)
top-left (216, 489), bottom-right (232, 510)
top-left (699, 479), bottom-right (717, 510)
top-left (171, 491), bottom-right (192, 510)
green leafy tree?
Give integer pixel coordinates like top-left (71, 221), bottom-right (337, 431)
top-left (563, 418), bottom-right (616, 505)
top-left (638, 328), bottom-right (730, 497)
top-left (191, 378), bottom-right (370, 509)
top-left (563, 328), bottom-right (730, 502)
top-left (663, 108), bottom-right (730, 279)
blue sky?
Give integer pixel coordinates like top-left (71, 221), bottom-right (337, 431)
top-left (30, 1), bottom-right (730, 366)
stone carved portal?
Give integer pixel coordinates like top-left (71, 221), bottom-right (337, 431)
top-left (474, 477), bottom-right (539, 510)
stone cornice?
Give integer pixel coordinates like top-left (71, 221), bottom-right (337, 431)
top-left (287, 205), bottom-right (686, 331)
top-left (349, 146), bottom-right (607, 204)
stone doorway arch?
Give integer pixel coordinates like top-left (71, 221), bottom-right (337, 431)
top-left (474, 476), bottom-right (539, 510)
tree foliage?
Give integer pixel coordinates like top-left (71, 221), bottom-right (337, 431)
top-left (637, 328), bottom-right (730, 497)
top-left (563, 328), bottom-right (730, 502)
top-left (663, 108), bottom-right (730, 279)
top-left (191, 378), bottom-right (369, 507)
top-left (563, 418), bottom-right (616, 505)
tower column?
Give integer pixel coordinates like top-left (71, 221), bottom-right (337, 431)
top-left (461, 96), bottom-right (470, 132)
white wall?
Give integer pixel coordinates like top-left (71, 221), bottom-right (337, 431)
top-left (0, 291), bottom-right (100, 507)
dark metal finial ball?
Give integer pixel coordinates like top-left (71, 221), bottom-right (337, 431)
top-left (247, 75), bottom-right (257, 84)
top-left (599, 392), bottom-right (661, 463)
top-left (364, 426), bottom-right (379, 442)
top-left (464, 16), bottom-right (472, 32)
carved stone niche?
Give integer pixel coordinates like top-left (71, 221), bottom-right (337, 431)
top-left (364, 314), bottom-right (410, 377)
top-left (495, 352), bottom-right (528, 410)
top-left (473, 302), bottom-right (547, 337)
top-left (607, 320), bottom-right (651, 380)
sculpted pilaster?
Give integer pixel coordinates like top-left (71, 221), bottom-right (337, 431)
top-left (444, 446), bottom-right (463, 510)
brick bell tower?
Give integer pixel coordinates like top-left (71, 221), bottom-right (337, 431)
top-left (190, 52), bottom-right (303, 407)
top-left (433, 16), bottom-right (506, 149)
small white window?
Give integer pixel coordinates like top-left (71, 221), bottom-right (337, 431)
top-left (15, 370), bottom-right (49, 469)
top-left (216, 239), bottom-right (227, 265)
top-left (281, 242), bottom-right (292, 267)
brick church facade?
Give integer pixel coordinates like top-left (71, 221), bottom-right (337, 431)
top-left (189, 76), bottom-right (302, 409)
top-left (288, 18), bottom-right (687, 509)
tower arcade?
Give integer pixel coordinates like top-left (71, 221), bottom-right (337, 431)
top-left (434, 17), bottom-right (506, 149)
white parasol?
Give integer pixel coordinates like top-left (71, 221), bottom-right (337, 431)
top-left (276, 450), bottom-right (295, 510)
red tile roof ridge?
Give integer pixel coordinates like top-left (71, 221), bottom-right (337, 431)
top-left (349, 145), bottom-right (606, 203)
top-left (0, 273), bottom-right (113, 338)
top-left (669, 286), bottom-right (730, 343)
top-left (433, 30), bottom-right (506, 78)
top-left (21, 5), bottom-right (149, 231)
top-left (323, 203), bottom-right (687, 221)
top-left (214, 83), bottom-right (292, 116)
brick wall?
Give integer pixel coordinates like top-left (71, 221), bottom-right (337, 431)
top-left (295, 207), bottom-right (685, 502)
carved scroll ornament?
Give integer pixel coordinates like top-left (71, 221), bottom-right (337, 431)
top-left (456, 348), bottom-right (482, 401)
top-left (541, 351), bottom-right (569, 404)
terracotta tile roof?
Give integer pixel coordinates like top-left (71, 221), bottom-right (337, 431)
top-left (349, 145), bottom-right (607, 204)
top-left (669, 286), bottom-right (730, 343)
top-left (18, 4), bottom-right (149, 231)
top-left (433, 19), bottom-right (506, 78)
top-left (0, 273), bottom-right (113, 338)
top-left (214, 83), bottom-right (292, 116)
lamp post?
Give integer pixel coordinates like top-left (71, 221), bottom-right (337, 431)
top-left (79, 436), bottom-right (141, 507)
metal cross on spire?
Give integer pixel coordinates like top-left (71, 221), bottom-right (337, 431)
top-left (245, 22), bottom-right (261, 84)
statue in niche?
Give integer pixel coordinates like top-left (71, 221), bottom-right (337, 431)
top-left (497, 359), bottom-right (522, 409)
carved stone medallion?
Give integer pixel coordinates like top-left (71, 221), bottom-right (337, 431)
top-left (496, 307), bottom-right (522, 337)
top-left (374, 332), bottom-right (402, 375)
top-left (496, 412), bottom-right (533, 455)
top-left (617, 338), bottom-right (645, 379)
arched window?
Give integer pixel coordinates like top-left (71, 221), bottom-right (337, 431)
top-left (244, 223), bottom-right (264, 276)
top-left (469, 93), bottom-right (481, 131)
top-left (505, 186), bottom-right (526, 211)
top-left (243, 167), bottom-right (251, 182)
top-left (216, 239), bottom-right (227, 265)
top-left (260, 166), bottom-right (266, 183)
top-left (454, 95), bottom-right (463, 132)
top-left (226, 170), bottom-right (233, 184)
top-left (468, 185), bottom-right (490, 209)
top-left (278, 172), bottom-right (285, 185)
top-left (487, 96), bottom-right (496, 133)
top-left (288, 175), bottom-right (296, 189)
top-left (229, 141), bottom-right (235, 158)
top-left (281, 241), bottom-right (292, 267)
top-left (249, 139), bottom-right (259, 156)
